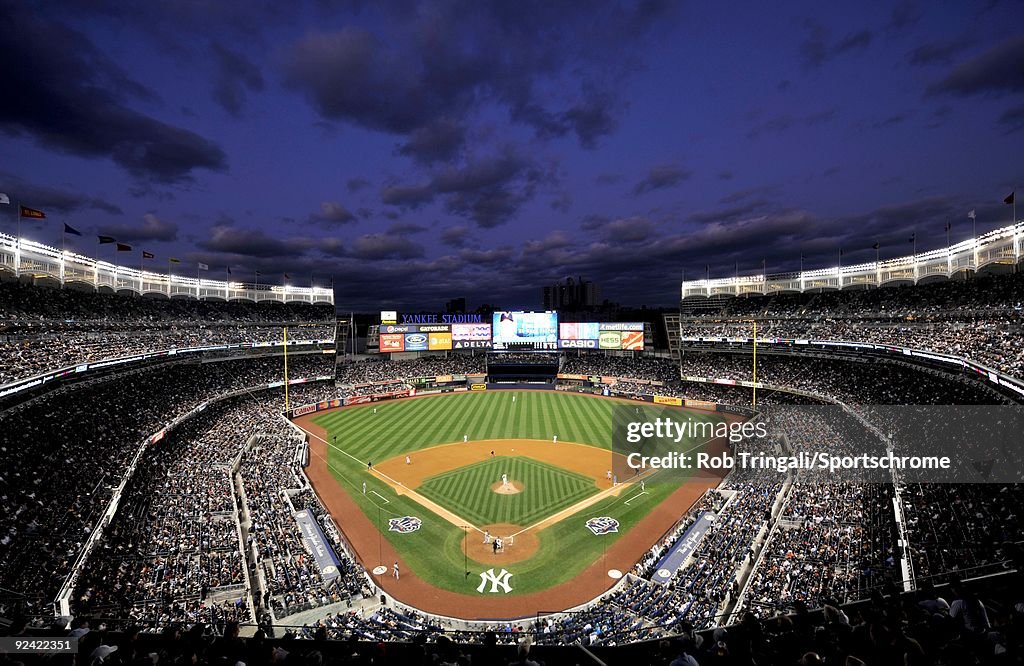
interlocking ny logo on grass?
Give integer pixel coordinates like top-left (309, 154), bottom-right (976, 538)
top-left (586, 516), bottom-right (620, 535)
top-left (477, 568), bottom-right (513, 594)
top-left (388, 516), bottom-right (422, 533)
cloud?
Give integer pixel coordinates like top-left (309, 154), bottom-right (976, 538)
top-left (350, 233), bottom-right (425, 260)
top-left (397, 118), bottom-right (466, 165)
top-left (907, 38), bottom-right (970, 67)
top-left (381, 183), bottom-right (435, 208)
top-left (0, 176), bottom-right (123, 215)
top-left (310, 201), bottom-right (356, 224)
top-left (632, 163), bottom-right (691, 196)
top-left (346, 177), bottom-right (371, 193)
top-left (0, 4), bottom-right (227, 182)
top-left (210, 41), bottom-right (264, 116)
top-left (198, 223), bottom-right (317, 257)
top-left (99, 213), bottom-right (178, 242)
top-left (282, 3), bottom-right (673, 152)
top-left (800, 22), bottom-right (873, 68)
top-left (382, 149), bottom-right (550, 227)
top-left (927, 35), bottom-right (1024, 97)
top-left (440, 225), bottom-right (470, 247)
top-left (997, 105), bottom-right (1024, 134)
top-left (688, 200), bottom-right (770, 224)
top-left (458, 246), bottom-right (516, 264)
top-left (387, 222), bottom-right (428, 235)
top-left (747, 107), bottom-right (837, 139)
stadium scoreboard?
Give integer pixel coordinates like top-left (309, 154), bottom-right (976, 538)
top-left (376, 312), bottom-right (644, 351)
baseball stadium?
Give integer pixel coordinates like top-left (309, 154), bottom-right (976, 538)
top-left (3, 2), bottom-right (1024, 665)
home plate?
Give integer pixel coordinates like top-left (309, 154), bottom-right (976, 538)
top-left (607, 569), bottom-right (622, 579)
top-left (372, 566), bottom-right (388, 575)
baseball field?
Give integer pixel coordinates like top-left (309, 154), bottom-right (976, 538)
top-left (294, 389), bottom-right (731, 618)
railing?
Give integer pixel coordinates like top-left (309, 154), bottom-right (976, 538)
top-left (0, 232), bottom-right (333, 304)
top-left (682, 221), bottom-right (1023, 298)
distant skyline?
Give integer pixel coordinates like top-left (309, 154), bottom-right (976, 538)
top-left (2, 1), bottom-right (1022, 309)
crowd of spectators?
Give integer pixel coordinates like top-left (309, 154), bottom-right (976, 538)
top-left (336, 356), bottom-right (485, 386)
top-left (0, 281), bottom-right (335, 385)
top-left (562, 355), bottom-right (679, 383)
top-left (240, 421), bottom-right (369, 622)
top-left (0, 354), bottom-right (333, 614)
top-left (679, 272), bottom-right (1024, 378)
top-left (8, 570), bottom-right (1023, 664)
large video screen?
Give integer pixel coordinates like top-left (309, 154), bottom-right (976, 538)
top-left (492, 311), bottom-right (558, 349)
top-left (558, 322), bottom-right (644, 350)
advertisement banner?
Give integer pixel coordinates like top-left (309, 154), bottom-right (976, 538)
top-left (427, 331), bottom-right (453, 350)
top-left (452, 339), bottom-right (491, 349)
top-left (404, 332), bottom-right (428, 351)
top-left (471, 383), bottom-right (487, 391)
top-left (559, 338), bottom-right (598, 349)
top-left (380, 333), bottom-right (405, 352)
top-left (599, 322), bottom-right (643, 331)
top-left (598, 331), bottom-right (622, 349)
top-left (560, 322), bottom-right (600, 340)
top-left (293, 510), bottom-right (341, 580)
top-left (452, 323), bottom-right (492, 340)
top-left (435, 374), bottom-right (454, 383)
top-left (653, 395), bottom-right (683, 406)
top-left (621, 330), bottom-right (644, 350)
top-left (685, 398), bottom-right (717, 410)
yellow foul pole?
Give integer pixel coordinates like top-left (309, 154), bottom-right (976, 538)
top-left (752, 321), bottom-right (757, 409)
top-left (283, 326), bottom-right (290, 413)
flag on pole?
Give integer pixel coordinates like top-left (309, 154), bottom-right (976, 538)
top-left (142, 251), bottom-right (155, 259)
top-left (226, 266), bottom-right (231, 275)
top-left (98, 235), bottom-right (116, 244)
top-left (0, 193), bottom-right (9, 205)
top-left (872, 242), bottom-right (879, 250)
top-left (1005, 192), bottom-right (1015, 205)
top-left (909, 233), bottom-right (916, 243)
top-left (63, 223), bottom-right (82, 236)
top-left (945, 222), bottom-right (951, 232)
top-left (169, 257), bottom-right (181, 263)
top-left (116, 243), bottom-right (132, 252)
top-left (284, 272), bottom-right (291, 279)
top-left (968, 210), bottom-right (976, 220)
top-left (198, 262), bottom-right (209, 270)
top-left (19, 205), bottom-right (45, 219)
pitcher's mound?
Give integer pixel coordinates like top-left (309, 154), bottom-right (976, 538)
top-left (464, 523), bottom-right (540, 564)
top-left (491, 480), bottom-right (524, 495)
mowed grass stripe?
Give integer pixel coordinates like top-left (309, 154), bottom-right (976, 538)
top-left (312, 390), bottom-right (728, 459)
top-left (417, 456), bottom-right (597, 526)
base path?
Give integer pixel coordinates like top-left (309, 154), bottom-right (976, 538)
top-left (293, 403), bottom-right (733, 620)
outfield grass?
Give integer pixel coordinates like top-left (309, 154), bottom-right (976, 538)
top-left (310, 390), bottom-right (725, 596)
top-left (417, 456), bottom-right (599, 526)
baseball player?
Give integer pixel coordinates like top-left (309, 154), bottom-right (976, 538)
top-left (393, 562), bottom-right (400, 580)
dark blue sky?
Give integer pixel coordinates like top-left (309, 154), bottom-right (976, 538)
top-left (3, 0), bottom-right (1022, 309)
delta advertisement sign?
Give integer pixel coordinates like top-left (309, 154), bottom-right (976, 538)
top-left (558, 322), bottom-right (644, 350)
